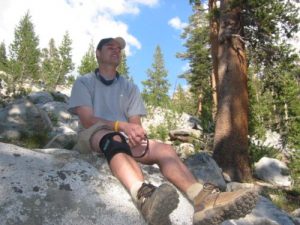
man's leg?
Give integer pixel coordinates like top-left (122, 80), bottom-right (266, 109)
top-left (90, 129), bottom-right (144, 190)
top-left (132, 140), bottom-right (198, 193)
top-left (90, 130), bottom-right (179, 225)
top-left (133, 141), bottom-right (258, 225)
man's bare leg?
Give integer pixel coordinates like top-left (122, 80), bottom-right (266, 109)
top-left (90, 130), bottom-right (179, 224)
top-left (133, 140), bottom-right (199, 193)
top-left (133, 140), bottom-right (258, 225)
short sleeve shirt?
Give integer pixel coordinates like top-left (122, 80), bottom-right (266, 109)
top-left (68, 72), bottom-right (147, 122)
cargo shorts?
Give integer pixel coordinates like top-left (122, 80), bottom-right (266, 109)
top-left (73, 121), bottom-right (111, 154)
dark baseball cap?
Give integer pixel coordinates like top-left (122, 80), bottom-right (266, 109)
top-left (97, 37), bottom-right (126, 50)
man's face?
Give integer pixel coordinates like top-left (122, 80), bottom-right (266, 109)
top-left (97, 40), bottom-right (122, 66)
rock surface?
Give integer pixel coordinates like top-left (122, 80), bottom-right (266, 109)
top-left (0, 142), bottom-right (297, 225)
top-left (254, 157), bottom-right (293, 188)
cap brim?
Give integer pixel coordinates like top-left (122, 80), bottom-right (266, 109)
top-left (114, 37), bottom-right (126, 49)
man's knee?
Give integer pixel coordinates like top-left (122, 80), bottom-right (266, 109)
top-left (74, 121), bottom-right (110, 154)
top-left (99, 132), bottom-right (132, 163)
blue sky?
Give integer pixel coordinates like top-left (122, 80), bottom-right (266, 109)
top-left (119, 2), bottom-right (192, 93)
top-left (0, 0), bottom-right (193, 94)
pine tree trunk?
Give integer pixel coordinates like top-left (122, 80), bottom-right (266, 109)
top-left (211, 71), bottom-right (218, 120)
top-left (209, 0), bottom-right (219, 121)
top-left (197, 92), bottom-right (203, 115)
top-left (212, 0), bottom-right (252, 182)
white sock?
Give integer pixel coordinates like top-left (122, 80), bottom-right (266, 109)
top-left (130, 181), bottom-right (144, 202)
top-left (186, 183), bottom-right (203, 201)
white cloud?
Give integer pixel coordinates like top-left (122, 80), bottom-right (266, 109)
top-left (181, 62), bottom-right (190, 72)
top-left (0, 0), bottom-right (158, 69)
top-left (168, 17), bottom-right (188, 31)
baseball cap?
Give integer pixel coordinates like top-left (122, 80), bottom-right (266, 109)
top-left (97, 37), bottom-right (126, 50)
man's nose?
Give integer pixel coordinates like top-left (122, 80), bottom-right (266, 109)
top-left (112, 47), bottom-right (121, 53)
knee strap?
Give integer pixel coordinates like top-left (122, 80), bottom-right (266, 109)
top-left (99, 132), bottom-right (132, 163)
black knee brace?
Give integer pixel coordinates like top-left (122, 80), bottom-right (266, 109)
top-left (99, 132), bottom-right (132, 163)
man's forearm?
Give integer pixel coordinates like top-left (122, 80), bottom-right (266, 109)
top-left (83, 116), bottom-right (116, 130)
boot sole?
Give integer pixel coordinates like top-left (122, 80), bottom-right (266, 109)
top-left (146, 183), bottom-right (179, 225)
top-left (194, 189), bottom-right (259, 225)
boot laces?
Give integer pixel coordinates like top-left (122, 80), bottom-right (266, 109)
top-left (203, 183), bottom-right (220, 194)
top-left (137, 183), bottom-right (156, 205)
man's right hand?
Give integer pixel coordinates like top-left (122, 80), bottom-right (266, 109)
top-left (119, 121), bottom-right (146, 147)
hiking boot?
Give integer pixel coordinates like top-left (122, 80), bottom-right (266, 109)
top-left (193, 183), bottom-right (258, 225)
top-left (136, 183), bottom-right (179, 225)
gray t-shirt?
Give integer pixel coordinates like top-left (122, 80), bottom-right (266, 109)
top-left (68, 72), bottom-right (147, 122)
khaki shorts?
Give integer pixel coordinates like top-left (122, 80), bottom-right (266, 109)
top-left (73, 121), bottom-right (111, 154)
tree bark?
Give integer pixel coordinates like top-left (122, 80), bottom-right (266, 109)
top-left (210, 70), bottom-right (218, 120)
top-left (209, 0), bottom-right (219, 121)
top-left (212, 0), bottom-right (252, 182)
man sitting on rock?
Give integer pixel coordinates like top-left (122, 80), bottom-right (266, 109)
top-left (68, 37), bottom-right (258, 225)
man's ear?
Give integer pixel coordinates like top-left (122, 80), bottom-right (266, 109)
top-left (96, 49), bottom-right (101, 62)
top-left (96, 49), bottom-right (101, 57)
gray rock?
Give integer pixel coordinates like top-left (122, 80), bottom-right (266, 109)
top-left (0, 142), bottom-right (193, 225)
top-left (0, 142), bottom-right (296, 225)
top-left (175, 143), bottom-right (196, 159)
top-left (0, 99), bottom-right (52, 141)
top-left (226, 182), bottom-right (258, 192)
top-left (292, 208), bottom-right (300, 217)
top-left (176, 112), bottom-right (202, 130)
top-left (185, 152), bottom-right (227, 190)
top-left (169, 128), bottom-right (201, 142)
top-left (51, 91), bottom-right (69, 103)
top-left (254, 157), bottom-right (293, 188)
top-left (28, 91), bottom-right (54, 105)
top-left (40, 101), bottom-right (73, 123)
top-left (44, 131), bottom-right (77, 149)
top-left (223, 196), bottom-right (295, 225)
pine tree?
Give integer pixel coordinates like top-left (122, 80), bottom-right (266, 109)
top-left (9, 11), bottom-right (40, 92)
top-left (78, 41), bottom-right (97, 75)
top-left (177, 3), bottom-right (213, 129)
top-left (0, 41), bottom-right (8, 72)
top-left (117, 51), bottom-right (133, 81)
top-left (242, 1), bottom-right (300, 149)
top-left (142, 45), bottom-right (170, 107)
top-left (57, 31), bottom-right (74, 85)
top-left (172, 84), bottom-right (195, 114)
top-left (41, 38), bottom-right (61, 90)
top-left (186, 0), bottom-right (300, 181)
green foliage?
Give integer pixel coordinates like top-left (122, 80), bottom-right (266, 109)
top-left (117, 51), bottom-right (133, 81)
top-left (41, 38), bottom-right (61, 90)
top-left (0, 41), bottom-right (8, 72)
top-left (142, 45), bottom-right (170, 107)
top-left (289, 150), bottom-right (300, 192)
top-left (57, 31), bottom-right (74, 84)
top-left (145, 106), bottom-right (180, 142)
top-left (8, 11), bottom-right (40, 93)
top-left (177, 4), bottom-right (213, 131)
top-left (78, 41), bottom-right (97, 75)
top-left (262, 188), bottom-right (300, 213)
top-left (248, 71), bottom-right (272, 138)
top-left (19, 131), bottom-right (49, 149)
top-left (248, 143), bottom-right (278, 166)
top-left (47, 111), bottom-right (59, 126)
top-left (242, 0), bottom-right (299, 67)
top-left (66, 74), bottom-right (76, 86)
top-left (248, 45), bottom-right (300, 149)
top-left (40, 32), bottom-right (74, 90)
top-left (171, 84), bottom-right (196, 114)
top-left (1, 130), bottom-right (50, 149)
top-left (147, 124), bottom-right (169, 141)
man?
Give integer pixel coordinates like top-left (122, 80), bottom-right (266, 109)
top-left (68, 37), bottom-right (258, 225)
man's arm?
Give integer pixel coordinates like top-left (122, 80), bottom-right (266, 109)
top-left (75, 106), bottom-right (146, 146)
top-left (74, 106), bottom-right (115, 129)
